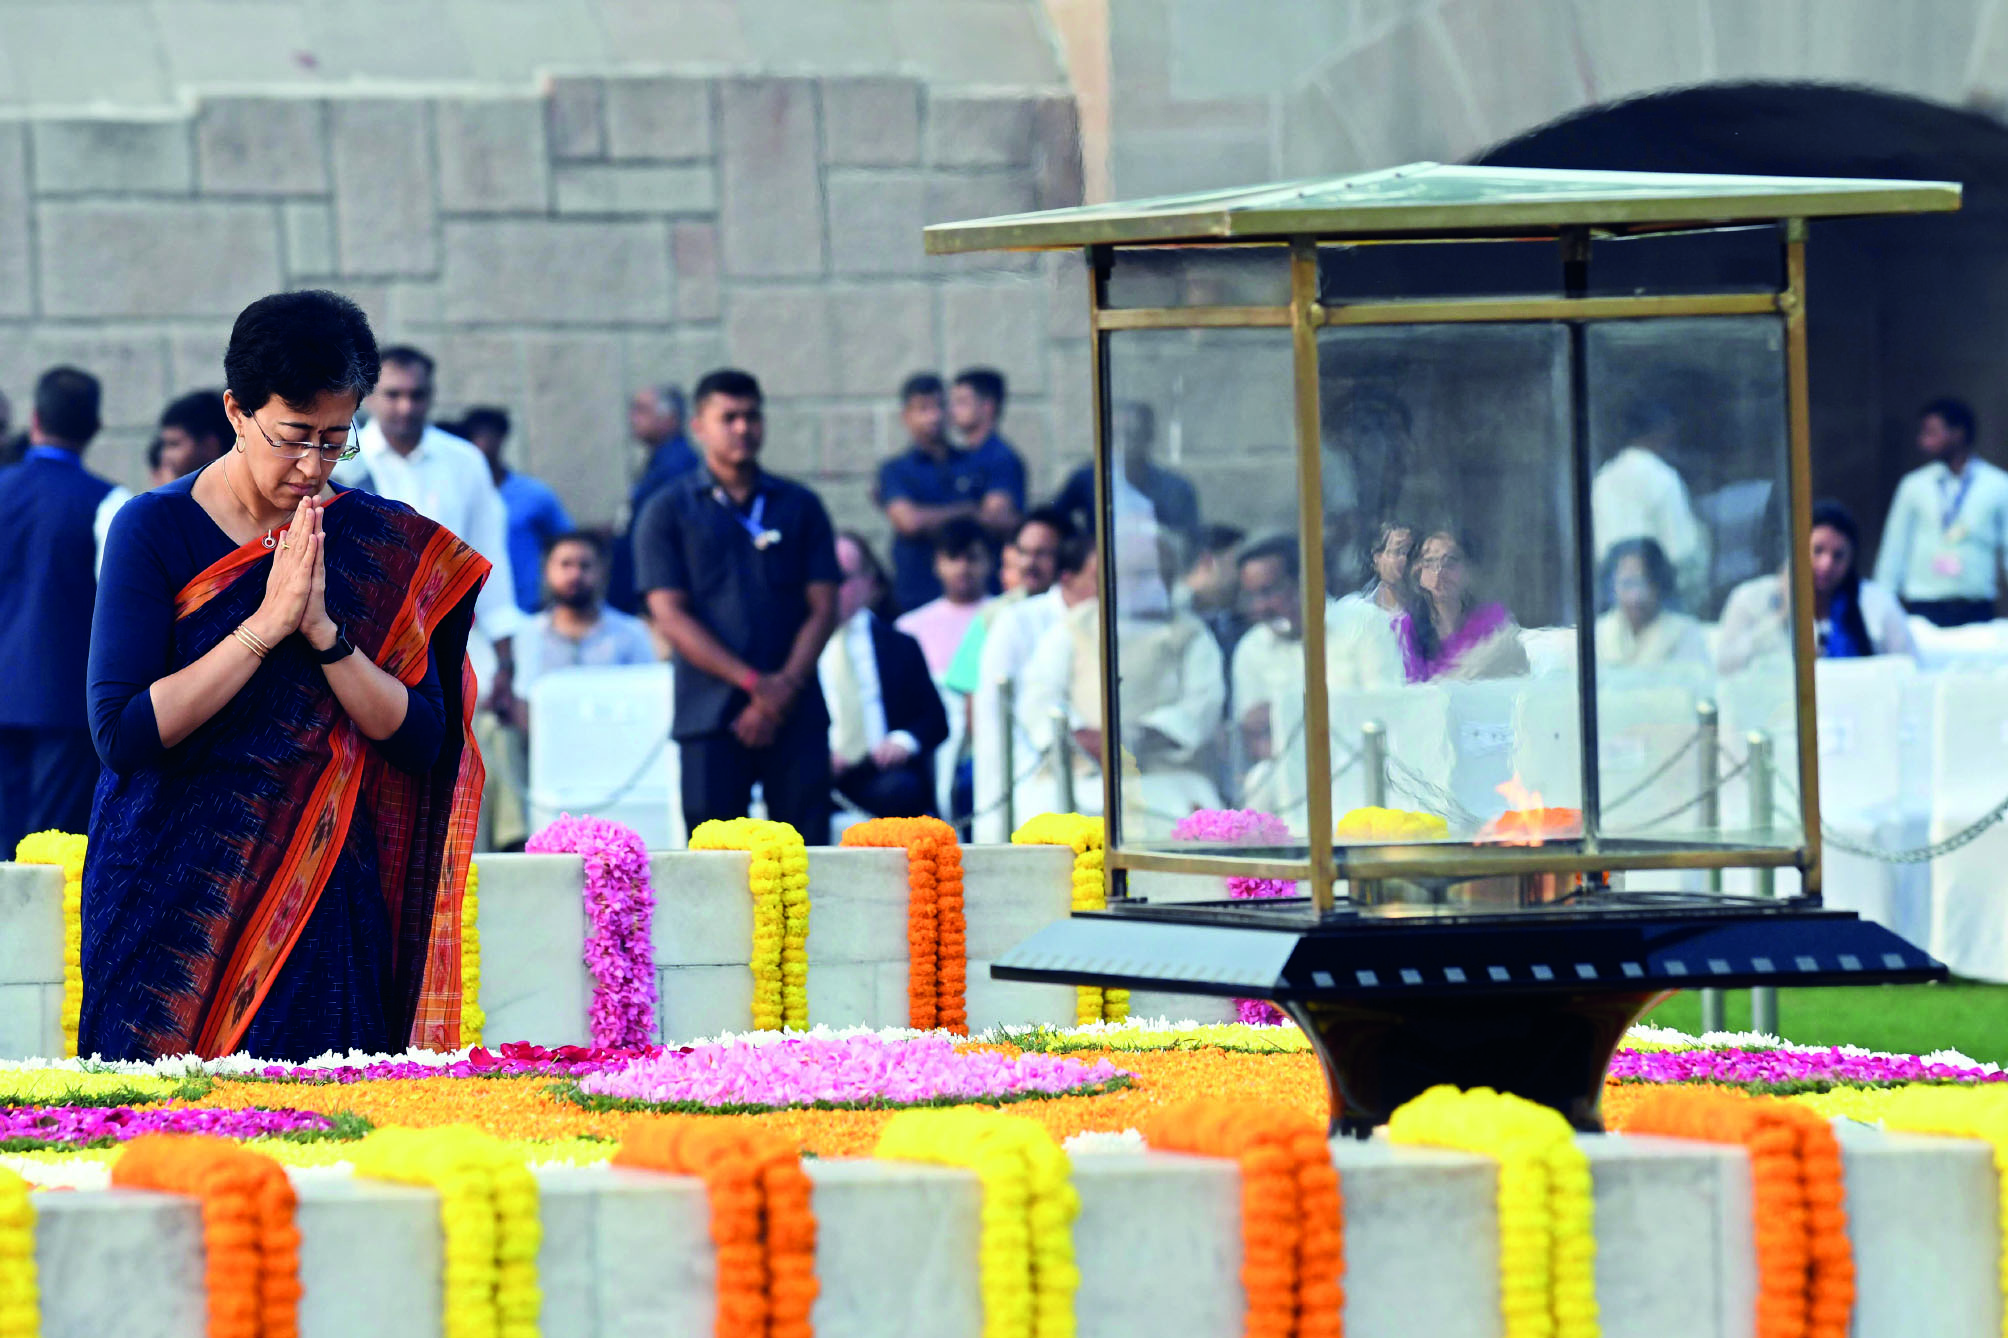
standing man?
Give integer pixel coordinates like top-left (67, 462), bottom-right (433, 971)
top-left (461, 406), bottom-right (574, 616)
top-left (1591, 399), bottom-right (1709, 613)
top-left (610, 385), bottom-right (696, 615)
top-left (638, 369), bottom-right (841, 842)
top-left (1874, 397), bottom-right (2008, 627)
top-left (948, 367), bottom-right (1028, 546)
top-left (0, 367), bottom-right (117, 851)
top-left (333, 345), bottom-right (525, 845)
top-left (155, 390), bottom-right (231, 481)
top-left (877, 373), bottom-right (988, 613)
top-left (1053, 401), bottom-right (1201, 547)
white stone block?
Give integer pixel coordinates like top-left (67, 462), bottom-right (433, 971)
top-left (554, 163), bottom-right (715, 215)
top-left (804, 961), bottom-right (887, 1029)
top-left (807, 1160), bottom-right (984, 1338)
top-left (474, 853), bottom-right (591, 1049)
top-left (32, 116), bottom-right (192, 193)
top-left (1072, 1152), bottom-right (1242, 1338)
top-left (960, 844), bottom-right (1073, 960)
top-left (195, 96), bottom-right (329, 195)
top-left (0, 125), bottom-right (28, 317)
top-left (530, 1168), bottom-right (598, 1338)
top-left (37, 200), bottom-right (282, 318)
top-left (0, 983), bottom-right (52, 1062)
top-left (603, 75), bottom-right (713, 161)
top-left (587, 1167), bottom-right (716, 1334)
top-left (434, 97), bottom-right (550, 213)
top-left (717, 78), bottom-right (824, 276)
top-left (1584, 1134), bottom-right (1755, 1338)
top-left (0, 864), bottom-right (62, 984)
top-left (804, 847), bottom-right (909, 965)
top-left (1837, 1122), bottom-right (2002, 1338)
top-left (1124, 989), bottom-right (1237, 1025)
top-left (966, 958), bottom-right (1077, 1032)
top-left (821, 77), bottom-right (921, 166)
top-left (441, 218), bottom-right (673, 325)
top-left (330, 99), bottom-right (437, 276)
top-left (1338, 1139), bottom-right (1498, 1338)
top-left (294, 1177), bottom-right (441, 1338)
top-left (658, 962), bottom-right (755, 1043)
top-left (35, 1188), bottom-right (205, 1338)
top-left (652, 850), bottom-right (754, 966)
top-left (281, 200), bottom-right (335, 277)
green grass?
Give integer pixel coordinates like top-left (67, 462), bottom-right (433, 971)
top-left (1643, 980), bottom-right (2008, 1066)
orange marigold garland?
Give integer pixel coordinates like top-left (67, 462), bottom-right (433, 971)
top-left (615, 1120), bottom-right (819, 1338)
top-left (113, 1134), bottom-right (303, 1338)
top-left (840, 817), bottom-right (968, 1033)
top-left (1141, 1100), bottom-right (1344, 1338)
top-left (1611, 1088), bottom-right (1853, 1338)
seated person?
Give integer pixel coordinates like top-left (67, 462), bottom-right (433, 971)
top-left (1232, 535), bottom-right (1307, 820)
top-left (1718, 500), bottom-right (1914, 673)
top-left (1328, 519), bottom-right (1412, 691)
top-left (514, 532), bottom-right (657, 707)
top-left (822, 532), bottom-right (950, 818)
top-left (1179, 523), bottom-right (1248, 657)
top-left (895, 515), bottom-right (994, 679)
top-left (1394, 528), bottom-right (1529, 682)
top-left (1594, 536), bottom-right (1708, 669)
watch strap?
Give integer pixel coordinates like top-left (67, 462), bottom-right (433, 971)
top-left (316, 629), bottom-right (356, 665)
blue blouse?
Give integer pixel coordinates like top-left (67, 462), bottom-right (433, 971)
top-left (87, 474), bottom-right (445, 775)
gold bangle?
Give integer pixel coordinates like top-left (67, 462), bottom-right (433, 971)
top-left (232, 625), bottom-right (270, 660)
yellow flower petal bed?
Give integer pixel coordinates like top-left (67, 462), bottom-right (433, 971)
top-left (0, 1070), bottom-right (183, 1103)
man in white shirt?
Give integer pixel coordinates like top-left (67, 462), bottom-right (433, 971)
top-left (971, 520), bottom-right (1081, 841)
top-left (1231, 536), bottom-right (1307, 823)
top-left (1873, 397), bottom-right (2008, 627)
top-left (333, 345), bottom-right (526, 843)
top-left (1591, 400), bottom-right (1709, 613)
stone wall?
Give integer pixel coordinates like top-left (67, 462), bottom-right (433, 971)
top-left (0, 74), bottom-right (1089, 535)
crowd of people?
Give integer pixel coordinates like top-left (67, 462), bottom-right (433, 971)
top-left (3, 300), bottom-right (2006, 856)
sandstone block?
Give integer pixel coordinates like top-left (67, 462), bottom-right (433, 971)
top-left (32, 117), bottom-right (191, 195)
top-left (832, 282), bottom-right (935, 397)
top-left (39, 200), bottom-right (280, 317)
top-left (423, 331), bottom-right (529, 410)
top-left (435, 97), bottom-right (550, 214)
top-left (821, 77), bottom-right (921, 166)
top-left (280, 201), bottom-right (335, 277)
top-left (718, 78), bottom-right (825, 277)
top-left (820, 404), bottom-right (885, 475)
top-left (0, 330), bottom-right (168, 430)
top-left (754, 401), bottom-right (822, 478)
top-left (330, 99), bottom-right (438, 277)
top-left (889, 0), bottom-right (1067, 87)
top-left (516, 332), bottom-right (629, 522)
top-left (194, 97), bottom-right (328, 195)
top-left (827, 170), bottom-right (930, 276)
top-left (1032, 94), bottom-right (1084, 210)
top-left (165, 326), bottom-right (232, 393)
top-left (943, 278), bottom-right (1046, 394)
top-left (604, 75), bottom-right (714, 161)
top-left (622, 328), bottom-right (728, 401)
top-left (925, 95), bottom-right (1035, 168)
top-left (555, 164), bottom-right (715, 215)
top-left (723, 285), bottom-right (838, 396)
top-left (1044, 251), bottom-right (1090, 339)
top-left (0, 125), bottom-right (28, 316)
top-left (924, 172), bottom-right (1038, 275)
top-left (545, 75), bottom-right (606, 161)
top-left (671, 221), bottom-right (720, 321)
top-left (441, 218), bottom-right (672, 325)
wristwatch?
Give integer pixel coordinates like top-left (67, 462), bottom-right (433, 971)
top-left (315, 628), bottom-right (356, 665)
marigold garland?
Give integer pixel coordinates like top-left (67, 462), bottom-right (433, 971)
top-left (352, 1125), bottom-right (542, 1338)
top-left (1332, 807), bottom-right (1449, 842)
top-left (1011, 815), bottom-right (1125, 1025)
top-left (691, 819), bottom-right (811, 1031)
top-left (0, 1166), bottom-right (37, 1338)
top-left (1388, 1087), bottom-right (1599, 1338)
top-left (615, 1120), bottom-right (818, 1338)
top-left (1141, 1100), bottom-right (1343, 1338)
top-left (460, 861), bottom-right (485, 1049)
top-left (14, 830), bottom-right (86, 1059)
top-left (840, 817), bottom-right (967, 1033)
top-left (113, 1135), bottom-right (302, 1338)
top-left (1611, 1088), bottom-right (1852, 1338)
top-left (875, 1108), bottom-right (1079, 1338)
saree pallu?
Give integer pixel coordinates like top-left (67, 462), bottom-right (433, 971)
top-left (80, 492), bottom-right (489, 1060)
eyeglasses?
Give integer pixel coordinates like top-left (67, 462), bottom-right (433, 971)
top-left (246, 414), bottom-right (359, 463)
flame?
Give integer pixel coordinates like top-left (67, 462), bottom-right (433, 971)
top-left (1497, 775), bottom-right (1543, 813)
top-left (1479, 775), bottom-right (1583, 847)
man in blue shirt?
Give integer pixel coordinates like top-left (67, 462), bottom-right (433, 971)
top-left (460, 406), bottom-right (573, 616)
top-left (949, 366), bottom-right (1028, 540)
top-left (1053, 399), bottom-right (1202, 546)
top-left (0, 367), bottom-right (117, 852)
top-left (877, 373), bottom-right (992, 612)
top-left (610, 385), bottom-right (698, 614)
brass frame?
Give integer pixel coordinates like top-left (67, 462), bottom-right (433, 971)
top-left (1290, 237), bottom-right (1340, 913)
top-left (1781, 219), bottom-right (1826, 897)
top-left (1095, 292), bottom-right (1781, 331)
top-left (1109, 843), bottom-right (1806, 883)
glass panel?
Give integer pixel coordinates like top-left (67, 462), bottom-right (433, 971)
top-left (1585, 316), bottom-right (1804, 867)
top-left (1105, 245), bottom-right (1291, 309)
top-left (1317, 324), bottom-right (1582, 864)
top-left (1083, 328), bottom-right (1298, 851)
top-left (1587, 226), bottom-right (1783, 297)
top-left (1319, 239), bottom-right (1563, 304)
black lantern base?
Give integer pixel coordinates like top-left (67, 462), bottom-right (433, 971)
top-left (990, 895), bottom-right (1947, 1134)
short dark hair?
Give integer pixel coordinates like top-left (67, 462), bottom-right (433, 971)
top-left (900, 372), bottom-right (944, 404)
top-left (952, 367), bottom-right (1006, 409)
top-left (379, 344), bottom-right (435, 380)
top-left (34, 366), bottom-right (102, 446)
top-left (934, 515), bottom-right (989, 559)
top-left (1015, 506), bottom-right (1075, 546)
top-left (1057, 531), bottom-right (1096, 578)
top-left (460, 405), bottom-right (511, 440)
top-left (543, 530), bottom-right (606, 562)
top-left (224, 290), bottom-right (380, 416)
top-left (1238, 533), bottom-right (1300, 583)
top-left (1600, 535), bottom-right (1681, 611)
top-left (693, 368), bottom-right (762, 409)
top-left (1920, 396), bottom-right (1976, 445)
top-left (159, 389), bottom-right (230, 445)
top-left (1198, 524), bottom-right (1246, 557)
top-left (1620, 399), bottom-right (1679, 442)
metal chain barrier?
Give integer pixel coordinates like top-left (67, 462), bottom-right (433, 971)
top-left (1600, 728), bottom-right (1702, 814)
top-left (1766, 762), bottom-right (2008, 865)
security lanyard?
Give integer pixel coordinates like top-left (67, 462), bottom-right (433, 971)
top-left (714, 487), bottom-right (781, 550)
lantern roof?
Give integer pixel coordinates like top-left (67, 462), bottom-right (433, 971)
top-left (922, 162), bottom-right (1961, 255)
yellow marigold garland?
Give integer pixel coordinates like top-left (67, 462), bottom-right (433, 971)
top-left (14, 830), bottom-right (86, 1059)
top-left (1011, 814), bottom-right (1125, 1025)
top-left (352, 1125), bottom-right (541, 1338)
top-left (691, 819), bottom-right (811, 1031)
top-left (0, 1166), bottom-right (37, 1338)
top-left (875, 1108), bottom-right (1079, 1338)
top-left (460, 861), bottom-right (484, 1048)
top-left (1388, 1087), bottom-right (1599, 1338)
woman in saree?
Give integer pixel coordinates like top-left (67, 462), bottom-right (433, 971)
top-left (1393, 528), bottom-right (1531, 683)
top-left (81, 290), bottom-right (490, 1061)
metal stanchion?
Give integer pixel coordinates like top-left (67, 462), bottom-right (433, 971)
top-left (1361, 721), bottom-right (1388, 808)
top-left (1748, 731), bottom-right (1780, 1036)
top-left (1697, 701), bottom-right (1725, 1034)
top-left (997, 678), bottom-right (1016, 836)
top-left (1052, 708), bottom-right (1076, 813)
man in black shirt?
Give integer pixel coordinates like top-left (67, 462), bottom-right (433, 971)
top-left (636, 369), bottom-right (842, 841)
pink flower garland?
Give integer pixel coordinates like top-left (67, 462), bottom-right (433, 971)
top-left (1171, 807), bottom-right (1297, 1026)
top-left (527, 814), bottom-right (659, 1049)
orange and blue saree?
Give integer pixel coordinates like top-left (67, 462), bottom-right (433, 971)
top-left (81, 488), bottom-right (488, 1060)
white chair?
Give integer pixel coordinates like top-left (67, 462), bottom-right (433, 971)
top-left (1810, 657), bottom-right (1929, 946)
top-left (1926, 670), bottom-right (2008, 981)
top-left (528, 664), bottom-right (683, 849)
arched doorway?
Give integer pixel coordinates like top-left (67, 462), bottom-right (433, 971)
top-left (1480, 83), bottom-right (2008, 563)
